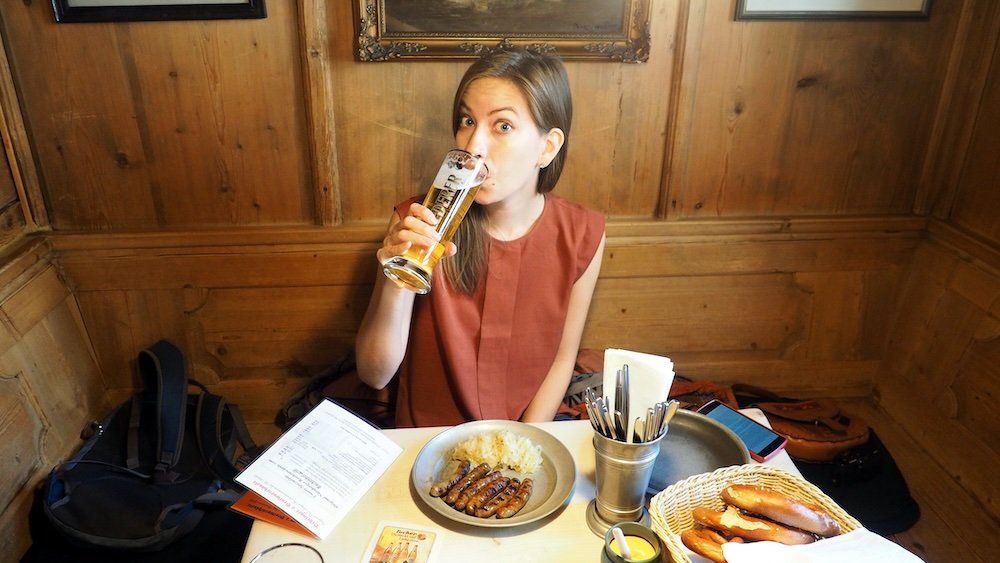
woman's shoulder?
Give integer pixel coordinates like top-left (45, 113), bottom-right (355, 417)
top-left (545, 194), bottom-right (606, 229)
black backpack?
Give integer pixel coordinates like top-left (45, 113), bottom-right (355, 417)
top-left (39, 339), bottom-right (261, 552)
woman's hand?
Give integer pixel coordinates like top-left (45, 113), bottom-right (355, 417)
top-left (376, 202), bottom-right (457, 265)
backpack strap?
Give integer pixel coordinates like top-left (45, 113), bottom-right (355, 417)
top-left (133, 340), bottom-right (189, 475)
top-left (196, 387), bottom-right (259, 487)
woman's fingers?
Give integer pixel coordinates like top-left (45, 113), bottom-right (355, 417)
top-left (378, 203), bottom-right (443, 265)
top-left (376, 239), bottom-right (411, 265)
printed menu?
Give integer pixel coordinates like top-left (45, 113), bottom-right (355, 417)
top-left (232, 399), bottom-right (403, 540)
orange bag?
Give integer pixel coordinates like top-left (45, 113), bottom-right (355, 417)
top-left (733, 385), bottom-right (870, 462)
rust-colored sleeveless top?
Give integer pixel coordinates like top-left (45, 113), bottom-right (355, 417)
top-left (394, 194), bottom-right (605, 427)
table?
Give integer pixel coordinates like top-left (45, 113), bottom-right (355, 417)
top-left (240, 411), bottom-right (798, 562)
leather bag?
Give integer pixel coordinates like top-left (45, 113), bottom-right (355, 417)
top-left (732, 385), bottom-right (870, 462)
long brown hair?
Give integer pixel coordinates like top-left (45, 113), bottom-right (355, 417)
top-left (441, 48), bottom-right (573, 293)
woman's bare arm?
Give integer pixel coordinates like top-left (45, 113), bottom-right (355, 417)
top-left (355, 204), bottom-right (452, 389)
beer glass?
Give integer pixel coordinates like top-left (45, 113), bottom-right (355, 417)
top-left (382, 149), bottom-right (488, 294)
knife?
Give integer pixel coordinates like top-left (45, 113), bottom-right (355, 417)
top-left (622, 364), bottom-right (631, 442)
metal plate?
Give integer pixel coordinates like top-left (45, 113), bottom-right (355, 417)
top-left (410, 420), bottom-right (576, 528)
top-left (646, 409), bottom-right (750, 494)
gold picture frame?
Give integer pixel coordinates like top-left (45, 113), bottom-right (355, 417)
top-left (354, 0), bottom-right (651, 63)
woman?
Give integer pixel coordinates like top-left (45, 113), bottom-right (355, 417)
top-left (356, 48), bottom-right (606, 427)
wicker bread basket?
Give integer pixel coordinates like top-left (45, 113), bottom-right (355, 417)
top-left (649, 465), bottom-right (863, 563)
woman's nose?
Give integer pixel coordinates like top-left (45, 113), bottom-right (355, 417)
top-left (461, 126), bottom-right (488, 157)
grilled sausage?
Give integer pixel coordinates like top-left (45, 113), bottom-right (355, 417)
top-left (430, 460), bottom-right (471, 498)
top-left (466, 475), bottom-right (511, 515)
top-left (496, 478), bottom-right (533, 519)
top-left (444, 463), bottom-right (490, 505)
top-left (475, 478), bottom-right (520, 518)
top-left (454, 470), bottom-right (502, 511)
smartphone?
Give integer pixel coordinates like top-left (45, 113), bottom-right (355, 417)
top-left (697, 400), bottom-right (788, 462)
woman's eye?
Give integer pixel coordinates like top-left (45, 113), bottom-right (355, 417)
top-left (459, 116), bottom-right (474, 128)
top-left (496, 121), bottom-right (513, 133)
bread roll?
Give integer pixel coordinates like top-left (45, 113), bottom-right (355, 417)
top-left (692, 505), bottom-right (815, 545)
top-left (681, 529), bottom-right (728, 563)
top-left (720, 484), bottom-right (841, 537)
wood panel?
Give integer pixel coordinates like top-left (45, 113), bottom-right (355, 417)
top-left (0, 0), bottom-right (974, 231)
top-left (51, 218), bottom-right (921, 434)
top-left (949, 25), bottom-right (1000, 241)
top-left (327, 0), bottom-right (679, 222)
top-left (0, 241), bottom-right (108, 562)
top-left (917, 0), bottom-right (1000, 220)
top-left (878, 235), bottom-right (1000, 520)
top-left (842, 398), bottom-right (998, 563)
top-left (668, 0), bottom-right (962, 218)
top-left (0, 16), bottom-right (42, 232)
top-left (0, 2), bottom-right (311, 230)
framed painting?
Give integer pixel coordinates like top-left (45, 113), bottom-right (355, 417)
top-left (354, 0), bottom-right (652, 62)
top-left (51, 0), bottom-right (267, 23)
top-left (736, 0), bottom-right (932, 20)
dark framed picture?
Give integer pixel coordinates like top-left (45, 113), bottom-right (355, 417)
top-left (51, 0), bottom-right (267, 23)
top-left (354, 0), bottom-right (652, 63)
top-left (736, 0), bottom-right (932, 20)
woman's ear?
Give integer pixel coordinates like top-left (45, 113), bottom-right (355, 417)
top-left (538, 127), bottom-right (565, 168)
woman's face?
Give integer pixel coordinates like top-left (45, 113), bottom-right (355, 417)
top-left (455, 77), bottom-right (562, 208)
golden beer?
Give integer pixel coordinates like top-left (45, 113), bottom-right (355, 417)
top-left (382, 150), bottom-right (488, 293)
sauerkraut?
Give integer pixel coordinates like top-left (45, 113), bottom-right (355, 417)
top-left (452, 430), bottom-right (543, 474)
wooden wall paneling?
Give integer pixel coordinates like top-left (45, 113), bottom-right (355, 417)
top-left (0, 18), bottom-right (45, 231)
top-left (192, 285), bottom-right (368, 377)
top-left (0, 2), bottom-right (312, 230)
top-left (951, 327), bottom-right (1000, 454)
top-left (0, 369), bottom-right (43, 526)
top-left (0, 148), bottom-right (26, 249)
top-left (599, 233), bottom-right (920, 279)
top-left (948, 32), bottom-right (1000, 241)
top-left (55, 240), bottom-right (378, 290)
top-left (559, 0), bottom-right (677, 218)
top-left (669, 0), bottom-right (962, 219)
top-left (916, 0), bottom-right (1000, 219)
top-left (0, 94), bottom-right (27, 245)
top-left (328, 0), bottom-right (678, 223)
top-left (329, 0), bottom-right (456, 223)
top-left (118, 13), bottom-right (313, 227)
top-left (2, 5), bottom-right (157, 230)
top-left (794, 267), bottom-right (906, 363)
top-left (0, 244), bottom-right (107, 561)
top-left (49, 218), bottom-right (922, 430)
top-left (0, 365), bottom-right (45, 563)
top-left (878, 237), bottom-right (1000, 519)
top-left (74, 288), bottom-right (188, 393)
top-left (584, 273), bottom-right (812, 358)
top-left (795, 271), bottom-right (867, 361)
top-left (879, 369), bottom-right (1000, 520)
top-left (857, 267), bottom-right (906, 359)
top-left (298, 0), bottom-right (340, 225)
top-left (846, 399), bottom-right (1000, 562)
top-left (0, 297), bottom-right (110, 559)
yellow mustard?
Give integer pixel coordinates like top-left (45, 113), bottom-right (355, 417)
top-left (609, 535), bottom-right (657, 560)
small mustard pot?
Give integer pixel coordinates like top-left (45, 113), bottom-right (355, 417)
top-left (602, 522), bottom-right (662, 563)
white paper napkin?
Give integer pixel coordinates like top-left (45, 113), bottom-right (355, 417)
top-left (602, 348), bottom-right (675, 441)
top-left (721, 528), bottom-right (925, 563)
